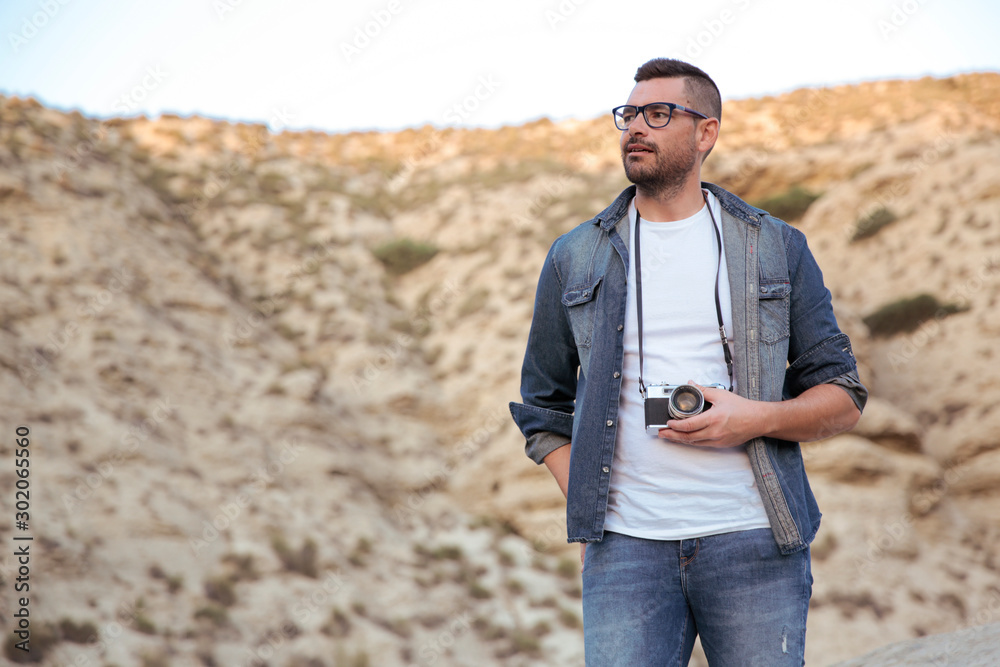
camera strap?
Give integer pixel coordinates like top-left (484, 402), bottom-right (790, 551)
top-left (634, 190), bottom-right (734, 397)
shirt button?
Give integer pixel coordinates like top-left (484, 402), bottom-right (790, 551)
top-left (602, 466), bottom-right (610, 473)
top-left (613, 371), bottom-right (620, 379)
top-left (617, 324), bottom-right (624, 331)
top-left (606, 420), bottom-right (613, 427)
top-left (760, 286), bottom-right (766, 293)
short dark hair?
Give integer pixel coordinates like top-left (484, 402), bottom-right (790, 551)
top-left (634, 58), bottom-right (722, 124)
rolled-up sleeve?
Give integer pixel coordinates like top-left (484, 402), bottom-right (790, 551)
top-left (508, 405), bottom-right (574, 464)
top-left (783, 230), bottom-right (868, 413)
top-left (509, 240), bottom-right (580, 464)
top-left (825, 369), bottom-right (868, 414)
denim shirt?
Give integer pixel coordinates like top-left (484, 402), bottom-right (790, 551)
top-left (509, 183), bottom-right (867, 554)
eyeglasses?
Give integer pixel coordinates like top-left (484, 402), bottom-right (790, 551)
top-left (612, 103), bottom-right (709, 130)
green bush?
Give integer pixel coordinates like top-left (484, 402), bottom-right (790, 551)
top-left (414, 543), bottom-right (464, 561)
top-left (133, 612), bottom-right (157, 635)
top-left (373, 239), bottom-right (439, 275)
top-left (556, 557), bottom-right (578, 579)
top-left (559, 607), bottom-right (582, 628)
top-left (5, 623), bottom-right (60, 662)
top-left (258, 172), bottom-right (289, 196)
top-left (862, 293), bottom-right (967, 338)
top-left (507, 629), bottom-right (542, 656)
top-left (58, 618), bottom-right (98, 643)
top-left (469, 581), bottom-right (493, 599)
top-left (204, 576), bottom-right (237, 607)
top-left (334, 647), bottom-right (370, 667)
top-left (349, 537), bottom-right (372, 568)
top-left (193, 605), bottom-right (229, 627)
top-left (322, 607), bottom-right (352, 638)
top-left (851, 206), bottom-right (898, 242)
top-left (272, 535), bottom-right (319, 578)
top-left (222, 552), bottom-right (258, 582)
top-left (752, 186), bottom-right (821, 222)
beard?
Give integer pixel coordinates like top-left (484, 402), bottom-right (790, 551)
top-left (621, 135), bottom-right (699, 200)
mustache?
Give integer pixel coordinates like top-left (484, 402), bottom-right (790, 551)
top-left (623, 139), bottom-right (656, 153)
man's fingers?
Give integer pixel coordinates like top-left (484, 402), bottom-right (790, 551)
top-left (580, 543), bottom-right (586, 571)
top-left (666, 414), bottom-right (710, 432)
top-left (658, 427), bottom-right (698, 442)
top-left (660, 427), bottom-right (727, 448)
top-left (688, 379), bottom-right (728, 402)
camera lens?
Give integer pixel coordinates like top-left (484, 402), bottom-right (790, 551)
top-left (668, 385), bottom-right (704, 419)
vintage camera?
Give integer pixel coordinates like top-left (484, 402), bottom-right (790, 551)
top-left (643, 383), bottom-right (726, 433)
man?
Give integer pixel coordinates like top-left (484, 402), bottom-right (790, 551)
top-left (509, 58), bottom-right (867, 666)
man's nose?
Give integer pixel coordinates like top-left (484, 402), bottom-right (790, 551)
top-left (628, 113), bottom-right (649, 136)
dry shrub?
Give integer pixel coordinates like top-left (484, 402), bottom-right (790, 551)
top-left (373, 238), bottom-right (439, 275)
top-left (851, 206), bottom-right (898, 242)
top-left (862, 293), bottom-right (967, 338)
top-left (752, 185), bottom-right (822, 222)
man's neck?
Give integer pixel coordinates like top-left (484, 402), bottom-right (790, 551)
top-left (634, 177), bottom-right (705, 222)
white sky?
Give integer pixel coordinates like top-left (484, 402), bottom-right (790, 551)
top-left (1, 0), bottom-right (998, 133)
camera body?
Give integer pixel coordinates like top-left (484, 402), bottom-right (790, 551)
top-left (643, 383), bottom-right (726, 434)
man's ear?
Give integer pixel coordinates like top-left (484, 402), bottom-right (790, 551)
top-left (697, 117), bottom-right (720, 163)
top-left (697, 117), bottom-right (720, 154)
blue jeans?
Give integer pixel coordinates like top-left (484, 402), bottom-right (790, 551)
top-left (582, 529), bottom-right (812, 666)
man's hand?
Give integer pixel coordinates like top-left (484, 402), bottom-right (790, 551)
top-left (658, 383), bottom-right (762, 448)
top-left (658, 381), bottom-right (861, 447)
top-left (543, 447), bottom-right (588, 572)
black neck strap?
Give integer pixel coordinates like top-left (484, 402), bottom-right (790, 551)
top-left (634, 191), bottom-right (734, 396)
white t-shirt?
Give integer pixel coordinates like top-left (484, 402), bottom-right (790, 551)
top-left (603, 191), bottom-right (771, 540)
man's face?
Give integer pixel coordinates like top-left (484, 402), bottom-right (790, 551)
top-left (620, 77), bottom-right (701, 197)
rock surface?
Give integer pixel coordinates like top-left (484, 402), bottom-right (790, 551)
top-left (832, 621), bottom-right (1000, 666)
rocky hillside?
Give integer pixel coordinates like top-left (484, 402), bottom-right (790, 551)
top-left (833, 621), bottom-right (1000, 666)
top-left (0, 72), bottom-right (998, 665)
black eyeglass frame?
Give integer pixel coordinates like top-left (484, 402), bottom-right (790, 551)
top-left (612, 103), bottom-right (710, 130)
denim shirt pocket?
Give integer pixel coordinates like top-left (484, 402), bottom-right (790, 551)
top-left (561, 276), bottom-right (603, 349)
top-left (758, 279), bottom-right (791, 344)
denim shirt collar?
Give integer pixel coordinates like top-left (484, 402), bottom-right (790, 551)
top-left (592, 182), bottom-right (764, 230)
